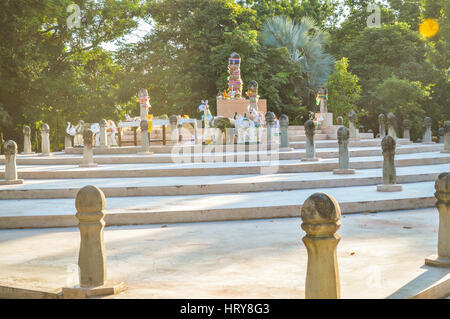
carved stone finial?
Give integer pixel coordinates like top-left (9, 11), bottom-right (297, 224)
top-left (336, 116), bottom-right (343, 125)
top-left (337, 126), bottom-right (349, 144)
top-left (387, 112), bottom-right (396, 126)
top-left (83, 129), bottom-right (94, 147)
top-left (301, 192), bottom-right (341, 299)
top-left (248, 80), bottom-right (258, 91)
top-left (4, 140), bottom-right (17, 155)
top-left (378, 113), bottom-right (385, 122)
top-left (424, 117), bottom-right (432, 127)
top-left (304, 120), bottom-right (315, 137)
top-left (41, 123), bottom-right (50, 133)
top-left (23, 126), bottom-right (31, 136)
top-left (140, 119), bottom-right (149, 131)
top-left (75, 185), bottom-right (106, 214)
top-left (265, 112), bottom-right (275, 125)
top-left (169, 115), bottom-right (178, 126)
top-left (279, 114), bottom-right (289, 128)
top-left (381, 135), bottom-right (396, 153)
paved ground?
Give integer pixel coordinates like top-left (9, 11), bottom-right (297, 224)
top-left (0, 208), bottom-right (447, 299)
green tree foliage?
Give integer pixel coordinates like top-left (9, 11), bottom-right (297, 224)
top-left (371, 75), bottom-right (430, 140)
top-left (327, 57), bottom-right (361, 119)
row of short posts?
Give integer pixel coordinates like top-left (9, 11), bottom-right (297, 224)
top-left (67, 172), bottom-right (448, 299)
top-left (301, 171), bottom-right (450, 298)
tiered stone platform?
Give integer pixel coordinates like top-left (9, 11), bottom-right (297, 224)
top-left (0, 124), bottom-right (448, 229)
top-left (0, 124), bottom-right (449, 299)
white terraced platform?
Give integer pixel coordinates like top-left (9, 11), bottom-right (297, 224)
top-left (0, 136), bottom-right (448, 229)
top-left (0, 208), bottom-right (448, 299)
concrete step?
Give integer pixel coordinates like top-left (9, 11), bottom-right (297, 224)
top-left (0, 164), bottom-right (445, 200)
top-left (1, 152), bottom-right (448, 179)
top-left (5, 144), bottom-right (445, 166)
top-left (0, 181), bottom-right (437, 229)
top-left (290, 138), bottom-right (412, 149)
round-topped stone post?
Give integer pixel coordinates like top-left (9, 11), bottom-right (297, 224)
top-left (265, 111), bottom-right (275, 146)
top-left (22, 126), bottom-right (34, 155)
top-left (387, 112), bottom-right (397, 140)
top-left (40, 123), bottom-right (52, 156)
top-left (336, 116), bottom-right (343, 127)
top-left (378, 114), bottom-right (386, 139)
top-left (301, 192), bottom-right (341, 299)
top-left (348, 110), bottom-right (358, 140)
top-left (403, 119), bottom-right (410, 141)
top-left (333, 127), bottom-right (355, 175)
top-left (302, 120), bottom-right (319, 162)
top-left (425, 173), bottom-right (450, 267)
top-left (442, 121), bottom-right (450, 153)
top-left (137, 120), bottom-right (153, 155)
top-left (65, 131), bottom-right (72, 150)
top-left (358, 125), bottom-right (365, 133)
top-left (377, 135), bottom-right (402, 192)
top-left (439, 127), bottom-right (444, 144)
top-left (1, 141), bottom-right (24, 185)
top-left (62, 186), bottom-right (126, 298)
top-left (98, 119), bottom-right (108, 148)
top-left (169, 115), bottom-right (179, 144)
top-left (423, 117), bottom-right (433, 144)
top-left (79, 129), bottom-right (98, 167)
top-left (279, 114), bottom-right (293, 151)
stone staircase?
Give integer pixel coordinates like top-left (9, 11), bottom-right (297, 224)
top-left (0, 126), bottom-right (448, 229)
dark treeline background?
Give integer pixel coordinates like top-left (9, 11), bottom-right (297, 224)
top-left (0, 0), bottom-right (448, 150)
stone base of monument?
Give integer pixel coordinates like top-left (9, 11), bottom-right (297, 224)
top-left (279, 147), bottom-right (294, 152)
top-left (315, 112), bottom-right (333, 128)
top-left (38, 153), bottom-right (53, 157)
top-left (21, 152), bottom-right (35, 155)
top-left (376, 184), bottom-right (403, 192)
top-left (0, 179), bottom-right (24, 185)
top-left (62, 280), bottom-right (126, 299)
top-left (301, 157), bottom-right (320, 162)
top-left (425, 255), bottom-right (450, 268)
top-left (78, 163), bottom-right (98, 168)
top-left (136, 151), bottom-right (154, 155)
top-left (333, 168), bottom-right (356, 175)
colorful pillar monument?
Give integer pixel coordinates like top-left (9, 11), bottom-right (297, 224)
top-left (227, 52), bottom-right (243, 100)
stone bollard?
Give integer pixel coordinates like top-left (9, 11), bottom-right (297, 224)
top-left (358, 125), bottom-right (364, 133)
top-left (137, 120), bottom-right (153, 155)
top-left (377, 135), bottom-right (402, 192)
top-left (439, 128), bottom-right (444, 144)
top-left (99, 119), bottom-right (108, 148)
top-left (425, 173), bottom-right (450, 267)
top-left (1, 140), bottom-right (24, 185)
top-left (65, 132), bottom-right (72, 150)
top-left (348, 110), bottom-right (358, 140)
top-left (301, 120), bottom-right (319, 162)
top-left (333, 127), bottom-right (355, 175)
top-left (62, 186), bottom-right (126, 298)
top-left (40, 123), bottom-right (52, 156)
top-left (301, 192), bottom-right (341, 299)
top-left (422, 117), bottom-right (433, 144)
top-left (79, 129), bottom-right (98, 167)
top-left (22, 126), bottom-right (35, 155)
top-left (443, 121), bottom-right (450, 153)
top-left (336, 116), bottom-right (343, 126)
top-left (387, 112), bottom-right (397, 140)
top-left (279, 114), bottom-right (293, 151)
top-left (378, 114), bottom-right (386, 138)
top-left (265, 111), bottom-right (275, 146)
top-left (169, 115), bottom-right (179, 144)
top-left (403, 119), bottom-right (410, 141)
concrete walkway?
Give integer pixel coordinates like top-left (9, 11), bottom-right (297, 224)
top-left (0, 208), bottom-right (448, 299)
